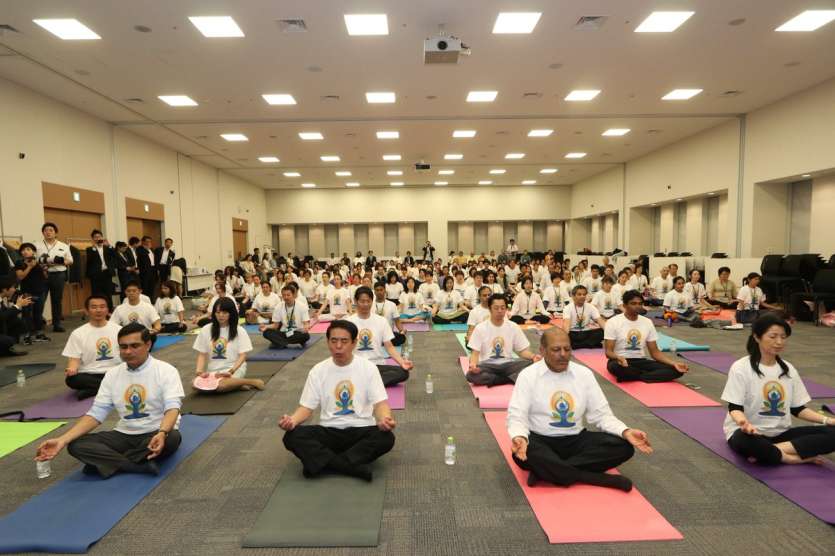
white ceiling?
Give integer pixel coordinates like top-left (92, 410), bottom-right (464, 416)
top-left (1, 0), bottom-right (834, 189)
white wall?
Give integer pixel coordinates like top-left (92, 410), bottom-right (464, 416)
top-left (809, 174), bottom-right (835, 255)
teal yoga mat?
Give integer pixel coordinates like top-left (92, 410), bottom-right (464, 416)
top-left (432, 323), bottom-right (468, 331)
top-left (655, 333), bottom-right (709, 352)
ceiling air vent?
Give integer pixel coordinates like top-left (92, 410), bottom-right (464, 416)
top-left (277, 19), bottom-right (307, 33)
top-left (320, 95), bottom-right (340, 102)
top-left (522, 92), bottom-right (543, 99)
top-left (124, 98), bottom-right (144, 103)
top-left (574, 16), bottom-right (608, 30)
top-left (719, 90), bottom-right (743, 97)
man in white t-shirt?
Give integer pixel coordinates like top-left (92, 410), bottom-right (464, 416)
top-left (417, 272), bottom-right (440, 307)
top-left (246, 282), bottom-right (280, 324)
top-left (62, 295), bottom-right (123, 399)
top-left (562, 285), bottom-right (607, 349)
top-left (648, 266), bottom-right (673, 306)
top-left (36, 322), bottom-right (184, 478)
top-left (508, 328), bottom-right (652, 490)
top-left (279, 320), bottom-right (396, 481)
top-left (262, 285), bottom-right (311, 349)
top-left (373, 282), bottom-right (407, 346)
top-left (110, 281), bottom-right (161, 346)
top-left (603, 290), bottom-right (688, 383)
top-left (465, 286), bottom-right (493, 346)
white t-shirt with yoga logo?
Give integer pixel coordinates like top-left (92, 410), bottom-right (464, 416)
top-left (347, 313), bottom-right (394, 364)
top-left (399, 291), bottom-right (426, 313)
top-left (603, 314), bottom-right (658, 359)
top-left (468, 319), bottom-right (529, 362)
top-left (111, 301), bottom-right (160, 329)
top-left (563, 302), bottom-right (601, 331)
top-left (326, 287), bottom-right (350, 316)
top-left (252, 292), bottom-right (281, 323)
top-left (193, 324), bottom-right (253, 375)
top-left (154, 296), bottom-right (185, 325)
top-left (663, 290), bottom-right (692, 314)
top-left (62, 321), bottom-right (124, 374)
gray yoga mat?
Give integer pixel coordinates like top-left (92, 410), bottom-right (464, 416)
top-left (0, 363), bottom-right (55, 387)
top-left (242, 462), bottom-right (386, 547)
top-left (180, 363), bottom-right (285, 415)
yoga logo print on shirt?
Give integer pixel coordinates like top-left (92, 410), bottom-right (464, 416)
top-left (333, 295), bottom-right (342, 306)
top-left (549, 390), bottom-right (576, 428)
top-left (357, 328), bottom-right (374, 351)
top-left (490, 336), bottom-right (505, 358)
top-left (95, 337), bottom-right (114, 361)
top-left (334, 380), bottom-right (355, 415)
top-left (127, 312), bottom-right (139, 323)
top-left (163, 301), bottom-right (172, 315)
top-left (408, 295), bottom-right (417, 310)
top-left (759, 380), bottom-right (786, 417)
top-left (123, 384), bottom-right (150, 419)
top-left (626, 329), bottom-right (642, 351)
top-left (211, 337), bottom-right (228, 359)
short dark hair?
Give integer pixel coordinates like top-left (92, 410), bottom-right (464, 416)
top-left (0, 275), bottom-right (17, 290)
top-left (165, 237), bottom-right (173, 242)
top-left (115, 241), bottom-right (127, 249)
top-left (117, 322), bottom-right (152, 343)
top-left (129, 236), bottom-right (141, 246)
top-left (601, 276), bottom-right (615, 285)
top-left (124, 280), bottom-right (142, 291)
top-left (718, 266), bottom-right (731, 275)
top-left (326, 319), bottom-right (358, 341)
top-left (621, 290), bottom-right (643, 305)
top-left (41, 222), bottom-right (58, 233)
top-left (18, 242), bottom-right (36, 254)
top-left (84, 294), bottom-right (110, 309)
top-left (487, 293), bottom-right (507, 308)
top-left (280, 285), bottom-right (294, 294)
top-left (572, 285), bottom-right (588, 295)
top-left (141, 236), bottom-right (152, 242)
top-left (354, 286), bottom-right (374, 301)
top-left (90, 229), bottom-right (103, 238)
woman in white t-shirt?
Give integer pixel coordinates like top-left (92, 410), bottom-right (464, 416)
top-left (736, 272), bottom-right (781, 324)
top-left (384, 271), bottom-right (404, 304)
top-left (683, 269), bottom-right (717, 313)
top-left (721, 314), bottom-right (835, 465)
top-left (193, 281), bottom-right (238, 327)
top-left (662, 276), bottom-right (698, 322)
top-left (432, 276), bottom-right (469, 324)
top-left (485, 271), bottom-right (504, 295)
top-left (399, 277), bottom-right (428, 322)
top-left (155, 281), bottom-right (187, 334)
top-left (193, 297), bottom-right (263, 393)
top-left (245, 281), bottom-right (281, 324)
top-left (509, 277), bottom-right (549, 324)
top-left (318, 274), bottom-right (352, 321)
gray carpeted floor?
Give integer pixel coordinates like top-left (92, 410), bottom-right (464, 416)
top-left (0, 315), bottom-right (834, 555)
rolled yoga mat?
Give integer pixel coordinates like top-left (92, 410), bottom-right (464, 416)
top-left (432, 322), bottom-right (468, 331)
top-left (242, 461), bottom-right (387, 548)
top-left (248, 334), bottom-right (323, 361)
top-left (0, 415), bottom-right (225, 554)
top-left (572, 349), bottom-right (720, 408)
top-left (0, 363), bottom-right (55, 387)
top-left (458, 356), bottom-right (514, 409)
top-left (655, 333), bottom-right (710, 352)
top-left (3, 392), bottom-right (93, 421)
top-left (679, 351), bottom-right (835, 399)
top-left (483, 411), bottom-right (682, 543)
top-left (651, 406), bottom-right (835, 524)
top-left (180, 364), bottom-right (286, 415)
top-left (386, 384), bottom-right (405, 410)
top-left (150, 335), bottom-right (186, 352)
top-left (0, 421), bottom-right (65, 459)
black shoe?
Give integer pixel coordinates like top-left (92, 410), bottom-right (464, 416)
top-left (34, 333), bottom-right (51, 342)
top-left (53, 325), bottom-right (65, 333)
top-left (22, 336), bottom-right (33, 346)
top-left (82, 464), bottom-right (99, 476)
top-left (6, 347), bottom-right (27, 356)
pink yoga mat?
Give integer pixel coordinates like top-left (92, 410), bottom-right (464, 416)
top-left (308, 321), bottom-right (331, 334)
top-left (386, 384), bottom-right (405, 410)
top-left (483, 411), bottom-right (682, 543)
top-left (458, 356), bottom-right (514, 409)
top-left (403, 322), bottom-right (430, 332)
top-left (573, 349), bottom-right (720, 408)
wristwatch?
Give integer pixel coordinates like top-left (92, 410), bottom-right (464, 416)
top-left (157, 429), bottom-right (170, 437)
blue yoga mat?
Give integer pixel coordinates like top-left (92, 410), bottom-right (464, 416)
top-left (151, 335), bottom-right (186, 352)
top-left (0, 415), bottom-right (225, 554)
top-left (244, 324), bottom-right (262, 334)
top-left (249, 334), bottom-right (323, 361)
top-left (655, 333), bottom-right (709, 352)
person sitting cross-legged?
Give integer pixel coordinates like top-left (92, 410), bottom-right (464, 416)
top-left (261, 285), bottom-right (311, 349)
top-left (508, 327), bottom-right (653, 491)
top-left (562, 285), bottom-right (607, 349)
top-left (279, 319), bottom-right (396, 481)
top-left (63, 295), bottom-right (123, 400)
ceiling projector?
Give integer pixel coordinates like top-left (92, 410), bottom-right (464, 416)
top-left (424, 34), bottom-right (470, 64)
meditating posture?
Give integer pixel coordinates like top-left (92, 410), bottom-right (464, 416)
top-left (466, 294), bottom-right (540, 386)
top-left (648, 266), bottom-right (673, 307)
top-left (509, 277), bottom-right (550, 325)
top-left (708, 266), bottom-right (739, 309)
top-left (398, 277), bottom-right (429, 322)
top-left (662, 276), bottom-right (699, 323)
top-left (562, 285), bottom-right (607, 349)
top-left (279, 320), bottom-right (396, 481)
top-left (110, 281), bottom-right (161, 345)
top-left (261, 285), bottom-right (311, 349)
top-left (683, 270), bottom-right (716, 312)
top-left (63, 295), bottom-right (123, 399)
top-left (35, 323), bottom-right (184, 478)
top-left (736, 272), bottom-right (781, 324)
top-left (432, 276), bottom-right (469, 324)
top-left (465, 286), bottom-right (493, 346)
top-left (348, 287), bottom-right (412, 387)
top-left (373, 282), bottom-right (407, 346)
top-left (722, 314), bottom-right (835, 465)
top-left (591, 276), bottom-right (620, 319)
top-left (604, 291), bottom-right (689, 383)
top-left (245, 281), bottom-right (280, 324)
top-left (154, 280), bottom-right (188, 334)
top-left (508, 328), bottom-right (652, 491)
top-left (194, 297), bottom-right (264, 393)
top-left (318, 274), bottom-right (352, 321)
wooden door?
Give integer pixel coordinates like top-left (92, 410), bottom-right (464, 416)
top-left (126, 217), bottom-right (144, 241)
top-left (142, 220), bottom-right (162, 247)
top-left (43, 207), bottom-right (101, 316)
top-left (233, 230), bottom-right (248, 262)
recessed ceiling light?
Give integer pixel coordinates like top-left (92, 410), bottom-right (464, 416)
top-left (662, 89), bottom-right (703, 100)
top-left (565, 89), bottom-right (601, 101)
top-left (602, 128), bottom-right (631, 136)
top-left (444, 154), bottom-right (463, 160)
top-left (493, 12), bottom-right (542, 34)
top-left (540, 168), bottom-right (558, 174)
top-left (366, 91), bottom-right (396, 104)
top-left (335, 171), bottom-right (352, 176)
top-left (776, 10), bottom-right (835, 32)
top-left (676, 198), bottom-right (684, 201)
top-left (259, 156), bottom-right (280, 163)
top-left (390, 182), bottom-right (404, 187)
top-left (634, 11), bottom-right (694, 33)
top-left (262, 94), bottom-right (297, 105)
top-left (489, 169), bottom-right (506, 174)
top-left (708, 192), bottom-right (715, 195)
top-left (528, 129), bottom-right (553, 137)
top-left (32, 19), bottom-right (100, 40)
top-left (387, 170), bottom-right (403, 176)
top-left (376, 130), bottom-right (399, 139)
top-left (801, 174), bottom-right (812, 178)
top-left (479, 180), bottom-right (493, 185)
top-left (320, 155), bottom-right (340, 162)
top-left (188, 16), bottom-right (244, 38)
top-left (434, 181), bottom-right (448, 186)
top-left (439, 170), bottom-right (455, 175)
top-left (565, 152), bottom-right (586, 159)
top-left (301, 183), bottom-right (316, 188)
top-left (467, 91), bottom-right (498, 103)
top-left (383, 154), bottom-right (402, 161)
top-left (283, 172), bottom-right (301, 177)
top-left (346, 182), bottom-right (360, 187)
top-left (158, 95), bottom-right (198, 107)
top-left (505, 153), bottom-right (525, 159)
top-left (221, 133), bottom-right (248, 142)
top-left (453, 130), bottom-right (477, 138)
top-left (298, 132), bottom-right (324, 140)
top-left (344, 14), bottom-right (389, 36)
top-left (522, 180), bottom-right (537, 185)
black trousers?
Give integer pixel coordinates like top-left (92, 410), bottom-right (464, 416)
top-left (708, 299), bottom-right (738, 309)
top-left (466, 358), bottom-right (533, 387)
top-left (196, 317), bottom-right (211, 327)
top-left (391, 332), bottom-right (406, 346)
top-left (283, 425), bottom-right (394, 477)
top-left (160, 322), bottom-right (187, 334)
top-left (378, 364), bottom-right (409, 387)
top-left (512, 430), bottom-right (634, 487)
top-left (264, 329), bottom-right (310, 349)
top-left (65, 372), bottom-right (105, 397)
top-left (606, 357), bottom-right (683, 383)
top-left (569, 329), bottom-right (604, 349)
top-left (21, 290), bottom-right (47, 334)
top-left (141, 271), bottom-right (158, 303)
top-left (46, 272), bottom-right (66, 326)
top-left (645, 298), bottom-right (664, 307)
top-left (510, 314), bottom-right (551, 325)
top-left (89, 273), bottom-right (114, 312)
top-left (728, 426), bottom-right (835, 465)
top-left (0, 335), bottom-right (16, 355)
top-left (432, 313), bottom-right (468, 324)
top-left (67, 429), bottom-right (182, 478)
top-left (158, 265), bottom-right (171, 284)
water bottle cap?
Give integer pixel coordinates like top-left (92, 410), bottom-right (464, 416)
top-left (427, 374), bottom-right (432, 378)
top-left (447, 436), bottom-right (454, 442)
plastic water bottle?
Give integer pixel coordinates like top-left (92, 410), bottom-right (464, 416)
top-left (407, 334), bottom-right (414, 348)
top-left (16, 369), bottom-right (25, 387)
top-left (36, 460), bottom-right (51, 479)
top-left (425, 373), bottom-right (434, 394)
top-left (445, 436), bottom-right (456, 465)
top-left (670, 339), bottom-right (678, 356)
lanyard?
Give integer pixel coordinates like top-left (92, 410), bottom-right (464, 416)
top-left (286, 305), bottom-right (295, 328)
top-left (375, 302), bottom-right (385, 315)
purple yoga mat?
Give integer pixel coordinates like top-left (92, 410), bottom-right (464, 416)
top-left (386, 384), bottom-right (405, 410)
top-left (403, 322), bottom-right (430, 332)
top-left (652, 406), bottom-right (835, 524)
top-left (3, 391), bottom-right (93, 420)
top-left (680, 351), bottom-right (835, 399)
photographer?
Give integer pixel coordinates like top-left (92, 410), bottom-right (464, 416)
top-left (0, 274), bottom-right (33, 356)
top-left (14, 242), bottom-right (49, 344)
top-left (34, 222), bottom-right (73, 333)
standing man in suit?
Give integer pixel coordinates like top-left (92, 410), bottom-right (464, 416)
top-left (403, 251), bottom-right (415, 266)
top-left (422, 241), bottom-right (435, 263)
top-left (116, 240), bottom-right (140, 301)
top-left (365, 250), bottom-right (378, 271)
top-left (154, 238), bottom-right (176, 284)
top-left (85, 230), bottom-right (116, 312)
top-left (136, 236), bottom-right (157, 302)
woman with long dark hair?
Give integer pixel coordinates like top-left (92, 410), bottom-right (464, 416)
top-left (721, 313), bottom-right (835, 465)
top-left (432, 276), bottom-right (469, 324)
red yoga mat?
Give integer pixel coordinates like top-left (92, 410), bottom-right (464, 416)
top-left (573, 350), bottom-right (720, 408)
top-left (483, 411), bottom-right (682, 543)
top-left (458, 356), bottom-right (514, 409)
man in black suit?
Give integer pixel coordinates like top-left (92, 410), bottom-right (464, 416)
top-left (116, 239), bottom-right (140, 301)
top-left (0, 275), bottom-right (31, 356)
top-left (135, 235), bottom-right (157, 302)
top-left (403, 251), bottom-right (415, 266)
top-left (85, 230), bottom-right (117, 312)
top-left (154, 238), bottom-right (176, 284)
top-left (252, 248), bottom-right (261, 265)
top-left (365, 250), bottom-right (377, 270)
top-left (422, 241), bottom-right (435, 263)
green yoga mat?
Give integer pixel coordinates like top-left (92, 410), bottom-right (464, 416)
top-left (243, 462), bottom-right (386, 547)
top-left (456, 332), bottom-right (469, 352)
top-left (655, 333), bottom-right (710, 352)
top-left (180, 363), bottom-right (286, 415)
top-left (0, 421), bottom-right (65, 459)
